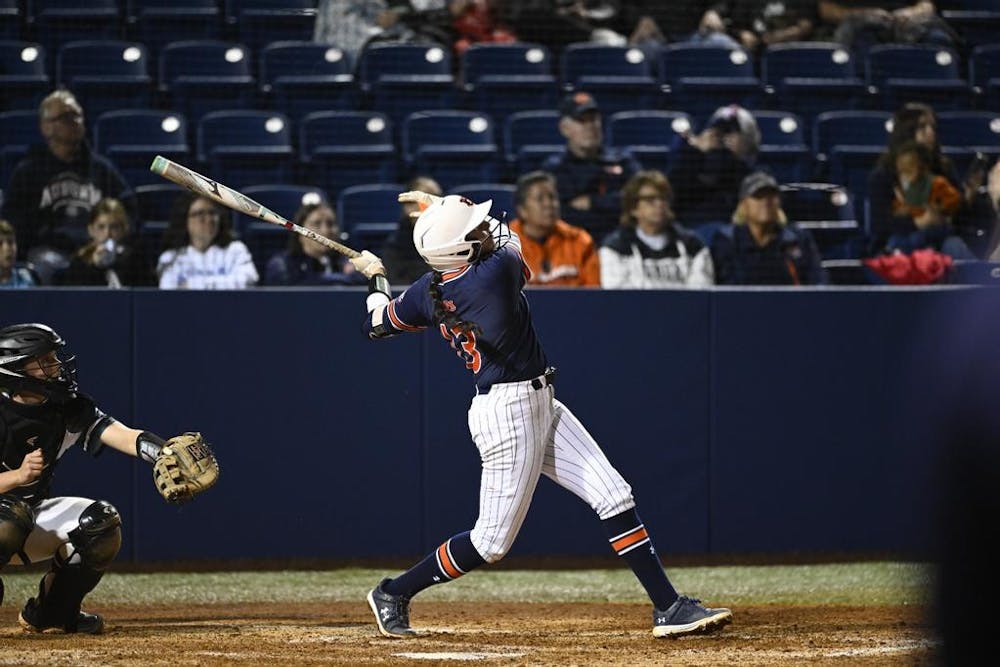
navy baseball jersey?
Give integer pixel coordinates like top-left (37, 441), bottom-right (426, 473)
top-left (364, 233), bottom-right (548, 392)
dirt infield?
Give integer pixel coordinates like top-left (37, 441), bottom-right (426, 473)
top-left (0, 601), bottom-right (936, 665)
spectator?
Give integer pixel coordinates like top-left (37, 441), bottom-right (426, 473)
top-left (541, 91), bottom-right (641, 241)
top-left (381, 176), bottom-right (443, 285)
top-left (985, 161), bottom-right (1000, 262)
top-left (816, 1), bottom-right (958, 52)
top-left (711, 171), bottom-right (827, 285)
top-left (730, 0), bottom-right (817, 53)
top-left (501, 1), bottom-right (632, 52)
top-left (59, 198), bottom-right (153, 287)
top-left (265, 202), bottom-right (365, 286)
top-left (601, 170), bottom-right (714, 288)
top-left (868, 103), bottom-right (988, 257)
top-left (508, 171), bottom-right (600, 287)
top-left (156, 193), bottom-right (258, 290)
top-left (668, 104), bottom-right (759, 225)
top-left (0, 220), bottom-right (36, 288)
top-left (449, 1), bottom-right (517, 56)
top-left (1, 90), bottom-right (135, 281)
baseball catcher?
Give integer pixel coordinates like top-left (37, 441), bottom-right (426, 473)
top-left (0, 323), bottom-right (219, 634)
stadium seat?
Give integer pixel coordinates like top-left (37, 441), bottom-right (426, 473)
top-left (936, 111), bottom-right (1000, 174)
top-left (160, 40), bottom-right (256, 123)
top-left (127, 0), bottom-right (223, 56)
top-left (402, 110), bottom-right (500, 191)
top-left (560, 43), bottom-right (659, 115)
top-left (336, 183), bottom-right (405, 252)
top-left (0, 41), bottom-right (49, 112)
top-left (753, 111), bottom-right (812, 184)
top-left (197, 110), bottom-right (293, 188)
top-left (813, 111), bottom-right (892, 210)
top-left (30, 1), bottom-right (120, 58)
top-left (866, 44), bottom-right (969, 111)
top-left (970, 44), bottom-right (1000, 111)
top-left (657, 44), bottom-right (761, 120)
top-left (299, 110), bottom-right (396, 199)
top-left (94, 110), bottom-right (189, 187)
top-left (779, 182), bottom-right (861, 259)
top-left (606, 110), bottom-right (693, 173)
top-left (762, 42), bottom-right (866, 125)
top-left (941, 1), bottom-right (1000, 49)
top-left (135, 182), bottom-right (184, 253)
top-left (503, 110), bottom-right (563, 176)
top-left (260, 41), bottom-right (356, 121)
top-left (233, 184), bottom-right (327, 234)
top-left (57, 41), bottom-right (153, 120)
top-left (0, 0), bottom-right (19, 39)
top-left (461, 43), bottom-right (559, 124)
top-left (357, 43), bottom-right (455, 125)
top-left (449, 183), bottom-right (517, 221)
top-left (226, 0), bottom-right (317, 54)
top-left (0, 110), bottom-right (41, 189)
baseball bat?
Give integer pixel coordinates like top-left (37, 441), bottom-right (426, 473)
top-left (149, 155), bottom-right (360, 259)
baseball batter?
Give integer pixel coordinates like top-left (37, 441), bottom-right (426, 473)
top-left (0, 323), bottom-right (218, 634)
top-left (350, 191), bottom-right (733, 639)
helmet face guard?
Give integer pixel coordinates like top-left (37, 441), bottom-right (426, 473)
top-left (0, 323), bottom-right (78, 401)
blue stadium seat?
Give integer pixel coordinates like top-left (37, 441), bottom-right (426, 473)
top-left (936, 111), bottom-right (1000, 174)
top-left (197, 110), bottom-right (293, 188)
top-left (560, 43), bottom-right (659, 115)
top-left (226, 0), bottom-right (317, 54)
top-left (0, 110), bottom-right (41, 189)
top-left (813, 111), bottom-right (892, 209)
top-left (762, 42), bottom-right (866, 125)
top-left (160, 40), bottom-right (256, 123)
top-left (970, 44), bottom-right (1000, 111)
top-left (657, 44), bottom-right (761, 120)
top-left (0, 0), bottom-right (20, 39)
top-left (299, 111), bottom-right (396, 200)
top-left (779, 182), bottom-right (861, 259)
top-left (336, 183), bottom-right (404, 252)
top-left (94, 110), bottom-right (189, 187)
top-left (127, 1), bottom-right (223, 56)
top-left (0, 41), bottom-right (49, 112)
top-left (233, 184), bottom-right (327, 233)
top-left (357, 43), bottom-right (455, 125)
top-left (449, 183), bottom-right (517, 222)
top-left (31, 1), bottom-right (119, 58)
top-left (134, 182), bottom-right (184, 253)
top-left (57, 41), bottom-right (153, 120)
top-left (606, 110), bottom-right (693, 173)
top-left (754, 110), bottom-right (812, 183)
top-left (402, 110), bottom-right (499, 191)
top-left (260, 41), bottom-right (356, 121)
top-left (866, 44), bottom-right (969, 111)
top-left (503, 110), bottom-right (563, 176)
top-left (941, 2), bottom-right (1000, 49)
top-left (462, 43), bottom-right (558, 125)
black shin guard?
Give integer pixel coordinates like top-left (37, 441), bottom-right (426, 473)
top-left (24, 560), bottom-right (104, 631)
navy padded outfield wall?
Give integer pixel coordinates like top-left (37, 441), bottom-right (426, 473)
top-left (0, 287), bottom-right (977, 561)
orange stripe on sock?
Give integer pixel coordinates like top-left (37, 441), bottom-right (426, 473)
top-left (437, 542), bottom-right (462, 579)
top-left (611, 527), bottom-right (649, 553)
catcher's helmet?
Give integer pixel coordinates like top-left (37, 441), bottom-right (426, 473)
top-left (0, 323), bottom-right (78, 400)
top-left (412, 195), bottom-right (499, 271)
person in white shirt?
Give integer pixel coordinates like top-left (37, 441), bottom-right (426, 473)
top-left (600, 170), bottom-right (714, 288)
top-left (156, 193), bottom-right (259, 290)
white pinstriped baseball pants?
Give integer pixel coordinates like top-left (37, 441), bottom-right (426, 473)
top-left (467, 379), bottom-right (635, 562)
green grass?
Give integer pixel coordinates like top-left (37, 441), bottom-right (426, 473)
top-left (0, 562), bottom-right (931, 607)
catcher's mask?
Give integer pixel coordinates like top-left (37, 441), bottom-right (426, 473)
top-left (0, 323), bottom-right (78, 401)
top-left (413, 195), bottom-right (509, 271)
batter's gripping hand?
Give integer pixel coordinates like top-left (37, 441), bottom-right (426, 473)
top-left (350, 249), bottom-right (386, 278)
top-left (398, 190), bottom-right (443, 217)
top-left (152, 433), bottom-right (220, 504)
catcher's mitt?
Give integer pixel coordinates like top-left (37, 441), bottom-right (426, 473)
top-left (152, 432), bottom-right (219, 504)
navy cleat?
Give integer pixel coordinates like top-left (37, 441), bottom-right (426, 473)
top-left (367, 578), bottom-right (416, 638)
top-left (652, 595), bottom-right (732, 638)
top-left (19, 598), bottom-right (105, 635)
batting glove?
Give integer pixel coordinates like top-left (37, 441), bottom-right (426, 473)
top-left (350, 250), bottom-right (386, 279)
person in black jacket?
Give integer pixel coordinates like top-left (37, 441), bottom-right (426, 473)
top-left (264, 202), bottom-right (365, 286)
top-left (59, 198), bottom-right (152, 287)
top-left (1, 90), bottom-right (135, 282)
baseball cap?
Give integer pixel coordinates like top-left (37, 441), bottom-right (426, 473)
top-left (559, 91), bottom-right (599, 120)
top-left (739, 171), bottom-right (780, 200)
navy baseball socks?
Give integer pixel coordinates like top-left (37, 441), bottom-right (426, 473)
top-left (368, 531), bottom-right (486, 637)
top-left (603, 508), bottom-right (732, 638)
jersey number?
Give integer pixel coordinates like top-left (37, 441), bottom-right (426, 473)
top-left (439, 324), bottom-right (482, 373)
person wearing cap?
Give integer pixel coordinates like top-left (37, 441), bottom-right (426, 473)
top-left (709, 171), bottom-right (827, 285)
top-left (668, 104), bottom-right (760, 225)
top-left (541, 91), bottom-right (641, 242)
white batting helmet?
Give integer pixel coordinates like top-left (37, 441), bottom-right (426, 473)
top-left (412, 195), bottom-right (494, 271)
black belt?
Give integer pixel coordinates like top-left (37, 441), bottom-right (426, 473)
top-left (479, 367), bottom-right (556, 395)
